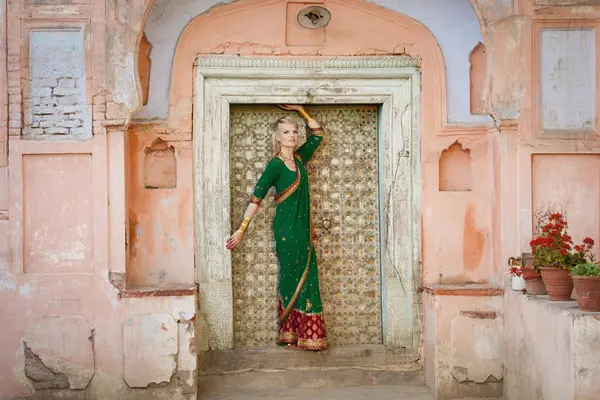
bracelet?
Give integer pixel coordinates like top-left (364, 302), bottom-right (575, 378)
top-left (239, 216), bottom-right (251, 233)
top-left (298, 108), bottom-right (311, 121)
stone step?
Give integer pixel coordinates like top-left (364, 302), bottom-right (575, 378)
top-left (198, 345), bottom-right (424, 391)
top-left (198, 385), bottom-right (434, 400)
top-left (198, 369), bottom-right (424, 392)
top-left (199, 344), bottom-right (422, 374)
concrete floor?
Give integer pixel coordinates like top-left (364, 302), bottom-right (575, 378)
top-left (199, 385), bottom-right (434, 399)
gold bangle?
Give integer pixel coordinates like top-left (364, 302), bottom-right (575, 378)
top-left (239, 216), bottom-right (251, 233)
top-left (298, 108), bottom-right (311, 121)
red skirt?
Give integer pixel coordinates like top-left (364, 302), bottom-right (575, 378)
top-left (277, 301), bottom-right (328, 351)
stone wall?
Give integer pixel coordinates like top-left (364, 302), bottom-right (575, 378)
top-left (504, 291), bottom-right (600, 400)
top-left (25, 30), bottom-right (90, 140)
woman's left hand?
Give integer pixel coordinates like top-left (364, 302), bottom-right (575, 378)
top-left (279, 104), bottom-right (304, 112)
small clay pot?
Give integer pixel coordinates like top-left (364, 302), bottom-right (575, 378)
top-left (524, 275), bottom-right (547, 295)
top-left (572, 276), bottom-right (600, 312)
top-left (540, 267), bottom-right (573, 301)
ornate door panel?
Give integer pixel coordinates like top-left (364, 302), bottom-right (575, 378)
top-left (230, 105), bottom-right (381, 347)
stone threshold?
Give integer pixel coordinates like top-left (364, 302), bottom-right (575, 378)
top-left (119, 284), bottom-right (197, 298)
top-left (198, 344), bottom-right (422, 375)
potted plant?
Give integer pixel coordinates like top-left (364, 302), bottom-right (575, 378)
top-left (530, 212), bottom-right (595, 301)
top-left (519, 252), bottom-right (546, 295)
top-left (571, 262), bottom-right (600, 312)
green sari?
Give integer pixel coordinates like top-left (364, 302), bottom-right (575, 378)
top-left (250, 130), bottom-right (327, 351)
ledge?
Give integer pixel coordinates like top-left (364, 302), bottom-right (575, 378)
top-left (423, 284), bottom-right (504, 296)
top-left (511, 291), bottom-right (600, 316)
top-left (119, 284), bottom-right (197, 298)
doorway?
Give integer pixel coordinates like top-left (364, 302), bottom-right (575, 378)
top-left (229, 105), bottom-right (382, 347)
top-left (193, 55), bottom-right (420, 351)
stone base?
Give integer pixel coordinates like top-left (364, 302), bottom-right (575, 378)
top-left (199, 369), bottom-right (424, 392)
top-left (504, 290), bottom-right (600, 400)
top-left (198, 345), bottom-right (423, 391)
top-left (424, 286), bottom-right (504, 400)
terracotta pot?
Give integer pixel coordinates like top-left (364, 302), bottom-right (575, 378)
top-left (540, 267), bottom-right (573, 301)
top-left (521, 267), bottom-right (540, 281)
top-left (521, 267), bottom-right (547, 295)
top-left (524, 275), bottom-right (547, 295)
top-left (572, 276), bottom-right (600, 312)
top-left (521, 253), bottom-right (535, 269)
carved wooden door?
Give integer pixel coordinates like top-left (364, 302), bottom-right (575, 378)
top-left (230, 105), bottom-right (381, 347)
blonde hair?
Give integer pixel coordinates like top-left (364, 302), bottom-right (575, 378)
top-left (271, 116), bottom-right (298, 157)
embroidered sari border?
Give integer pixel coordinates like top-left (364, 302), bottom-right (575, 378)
top-left (274, 155), bottom-right (302, 205)
top-left (249, 194), bottom-right (262, 205)
top-left (278, 246), bottom-right (312, 325)
top-left (298, 337), bottom-right (328, 351)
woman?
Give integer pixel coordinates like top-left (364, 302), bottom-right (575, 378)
top-left (226, 104), bottom-right (327, 351)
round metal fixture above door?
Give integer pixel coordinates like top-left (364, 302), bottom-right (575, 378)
top-left (297, 6), bottom-right (331, 29)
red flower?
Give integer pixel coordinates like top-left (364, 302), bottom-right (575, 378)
top-left (529, 212), bottom-right (596, 268)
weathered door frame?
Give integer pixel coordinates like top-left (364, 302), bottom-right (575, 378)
top-left (193, 55), bottom-right (421, 350)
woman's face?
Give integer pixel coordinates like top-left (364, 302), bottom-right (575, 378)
top-left (276, 123), bottom-right (299, 148)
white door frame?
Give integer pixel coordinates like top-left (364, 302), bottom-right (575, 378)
top-left (193, 55), bottom-right (421, 350)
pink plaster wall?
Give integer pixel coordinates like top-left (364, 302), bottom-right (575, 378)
top-left (1, 0), bottom-right (600, 399)
top-left (127, 125), bottom-right (194, 288)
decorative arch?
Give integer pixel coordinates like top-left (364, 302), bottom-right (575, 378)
top-left (128, 0), bottom-right (490, 125)
top-left (133, 0), bottom-right (449, 142)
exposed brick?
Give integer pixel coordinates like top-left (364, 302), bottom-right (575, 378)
top-left (70, 127), bottom-right (89, 136)
top-left (93, 104), bottom-right (106, 112)
top-left (9, 103), bottom-right (20, 113)
top-left (7, 63), bottom-right (19, 72)
top-left (9, 112), bottom-right (21, 120)
top-left (9, 128), bottom-right (20, 136)
top-left (58, 120), bottom-right (83, 128)
top-left (33, 114), bottom-right (62, 122)
top-left (58, 78), bottom-right (76, 88)
top-left (69, 113), bottom-right (86, 121)
top-left (41, 97), bottom-right (58, 106)
top-left (57, 95), bottom-right (79, 106)
top-left (56, 105), bottom-right (80, 114)
top-left (44, 127), bottom-right (68, 135)
top-left (32, 106), bottom-right (54, 116)
top-left (9, 94), bottom-right (22, 103)
top-left (22, 128), bottom-right (44, 136)
top-left (32, 78), bottom-right (58, 88)
top-left (93, 95), bottom-right (105, 105)
top-left (8, 87), bottom-right (20, 95)
top-left (39, 120), bottom-right (55, 128)
top-left (53, 87), bottom-right (80, 96)
top-left (31, 87), bottom-right (51, 98)
top-left (93, 112), bottom-right (105, 120)
top-left (9, 120), bottom-right (22, 129)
